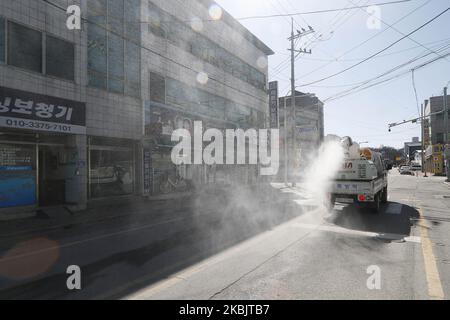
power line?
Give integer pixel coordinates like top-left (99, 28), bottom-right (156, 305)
top-left (323, 43), bottom-right (450, 102)
top-left (41, 0), bottom-right (269, 105)
top-left (324, 51), bottom-right (450, 102)
top-left (411, 69), bottom-right (421, 116)
top-left (347, 0), bottom-right (449, 62)
top-left (232, 0), bottom-right (415, 21)
top-left (296, 0), bottom-right (434, 82)
top-left (295, 0), bottom-right (431, 82)
top-left (281, 37), bottom-right (450, 62)
top-left (298, 7), bottom-right (450, 87)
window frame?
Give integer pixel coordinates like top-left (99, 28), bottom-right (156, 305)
top-left (45, 33), bottom-right (76, 81)
top-left (149, 72), bottom-right (166, 104)
top-left (0, 17), bottom-right (5, 64)
top-left (2, 18), bottom-right (76, 83)
top-left (87, 0), bottom-right (141, 98)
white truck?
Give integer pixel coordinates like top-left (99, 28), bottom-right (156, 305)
top-left (328, 137), bottom-right (391, 212)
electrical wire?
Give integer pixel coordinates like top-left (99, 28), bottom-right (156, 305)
top-left (411, 69), bottom-right (421, 116)
top-left (232, 0), bottom-right (414, 22)
top-left (324, 51), bottom-right (450, 102)
top-left (298, 7), bottom-right (450, 87)
top-left (295, 0), bottom-right (434, 82)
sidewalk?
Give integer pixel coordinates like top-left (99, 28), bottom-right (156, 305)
top-left (0, 183), bottom-right (294, 239)
top-left (0, 193), bottom-right (193, 239)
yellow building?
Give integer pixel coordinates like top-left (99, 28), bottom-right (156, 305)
top-left (425, 144), bottom-right (445, 175)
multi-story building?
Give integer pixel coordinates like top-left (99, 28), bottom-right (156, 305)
top-left (278, 90), bottom-right (324, 175)
top-left (423, 94), bottom-right (449, 175)
top-left (424, 95), bottom-right (450, 145)
top-left (0, 0), bottom-right (273, 218)
top-left (141, 0), bottom-right (273, 193)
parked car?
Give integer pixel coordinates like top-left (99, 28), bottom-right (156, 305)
top-left (399, 165), bottom-right (413, 175)
top-left (410, 163), bottom-right (422, 171)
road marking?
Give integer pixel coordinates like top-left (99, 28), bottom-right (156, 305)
top-left (385, 203), bottom-right (403, 215)
top-left (418, 207), bottom-right (444, 300)
top-left (292, 222), bottom-right (421, 243)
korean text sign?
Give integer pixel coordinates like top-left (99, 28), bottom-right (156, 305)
top-left (0, 86), bottom-right (86, 134)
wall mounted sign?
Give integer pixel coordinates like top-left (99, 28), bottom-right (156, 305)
top-left (0, 86), bottom-right (86, 134)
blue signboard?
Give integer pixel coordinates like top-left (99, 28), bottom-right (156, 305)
top-left (0, 172), bottom-right (36, 208)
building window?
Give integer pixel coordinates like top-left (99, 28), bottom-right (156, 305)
top-left (148, 3), bottom-right (267, 92)
top-left (8, 21), bottom-right (42, 73)
top-left (87, 0), bottom-right (141, 97)
top-left (0, 17), bottom-right (5, 63)
top-left (46, 35), bottom-right (75, 80)
top-left (150, 72), bottom-right (166, 104)
top-left (88, 24), bottom-right (107, 89)
top-left (436, 133), bottom-right (444, 144)
top-left (125, 41), bottom-right (140, 97)
top-left (4, 20), bottom-right (75, 80)
top-left (107, 33), bottom-right (125, 93)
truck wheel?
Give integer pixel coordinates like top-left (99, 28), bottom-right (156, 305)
top-left (381, 186), bottom-right (388, 203)
top-left (372, 193), bottom-right (381, 213)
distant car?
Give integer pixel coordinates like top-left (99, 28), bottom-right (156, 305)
top-left (399, 165), bottom-right (413, 175)
top-left (410, 164), bottom-right (422, 171)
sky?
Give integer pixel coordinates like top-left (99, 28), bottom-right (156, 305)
top-left (215, 0), bottom-right (450, 149)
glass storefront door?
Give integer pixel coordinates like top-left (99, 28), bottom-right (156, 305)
top-left (89, 146), bottom-right (135, 198)
top-left (38, 145), bottom-right (79, 206)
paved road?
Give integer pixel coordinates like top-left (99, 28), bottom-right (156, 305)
top-left (0, 172), bottom-right (449, 299)
top-left (127, 171), bottom-right (450, 300)
top-left (0, 185), bottom-right (305, 299)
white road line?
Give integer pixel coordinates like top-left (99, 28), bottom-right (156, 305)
top-left (386, 203), bottom-right (403, 215)
top-left (292, 222), bottom-right (421, 243)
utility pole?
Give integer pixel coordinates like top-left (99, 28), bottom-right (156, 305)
top-left (284, 96), bottom-right (288, 185)
top-left (287, 18), bottom-right (314, 186)
top-left (421, 103), bottom-right (427, 177)
top-left (444, 87), bottom-right (449, 181)
top-left (444, 87), bottom-right (448, 143)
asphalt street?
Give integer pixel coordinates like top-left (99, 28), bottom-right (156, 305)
top-left (0, 171), bottom-right (449, 300)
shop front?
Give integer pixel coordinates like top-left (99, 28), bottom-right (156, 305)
top-left (425, 144), bottom-right (445, 175)
top-left (0, 86), bottom-right (86, 213)
top-left (88, 136), bottom-right (137, 200)
top-left (143, 101), bottom-right (260, 195)
top-left (144, 102), bottom-right (199, 195)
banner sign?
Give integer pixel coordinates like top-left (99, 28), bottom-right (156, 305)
top-left (143, 149), bottom-right (152, 194)
top-left (268, 81), bottom-right (278, 128)
top-left (0, 86), bottom-right (86, 134)
top-left (297, 125), bottom-right (317, 133)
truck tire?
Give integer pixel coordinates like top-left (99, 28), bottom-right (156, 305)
top-left (381, 186), bottom-right (388, 203)
top-left (372, 193), bottom-right (381, 213)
